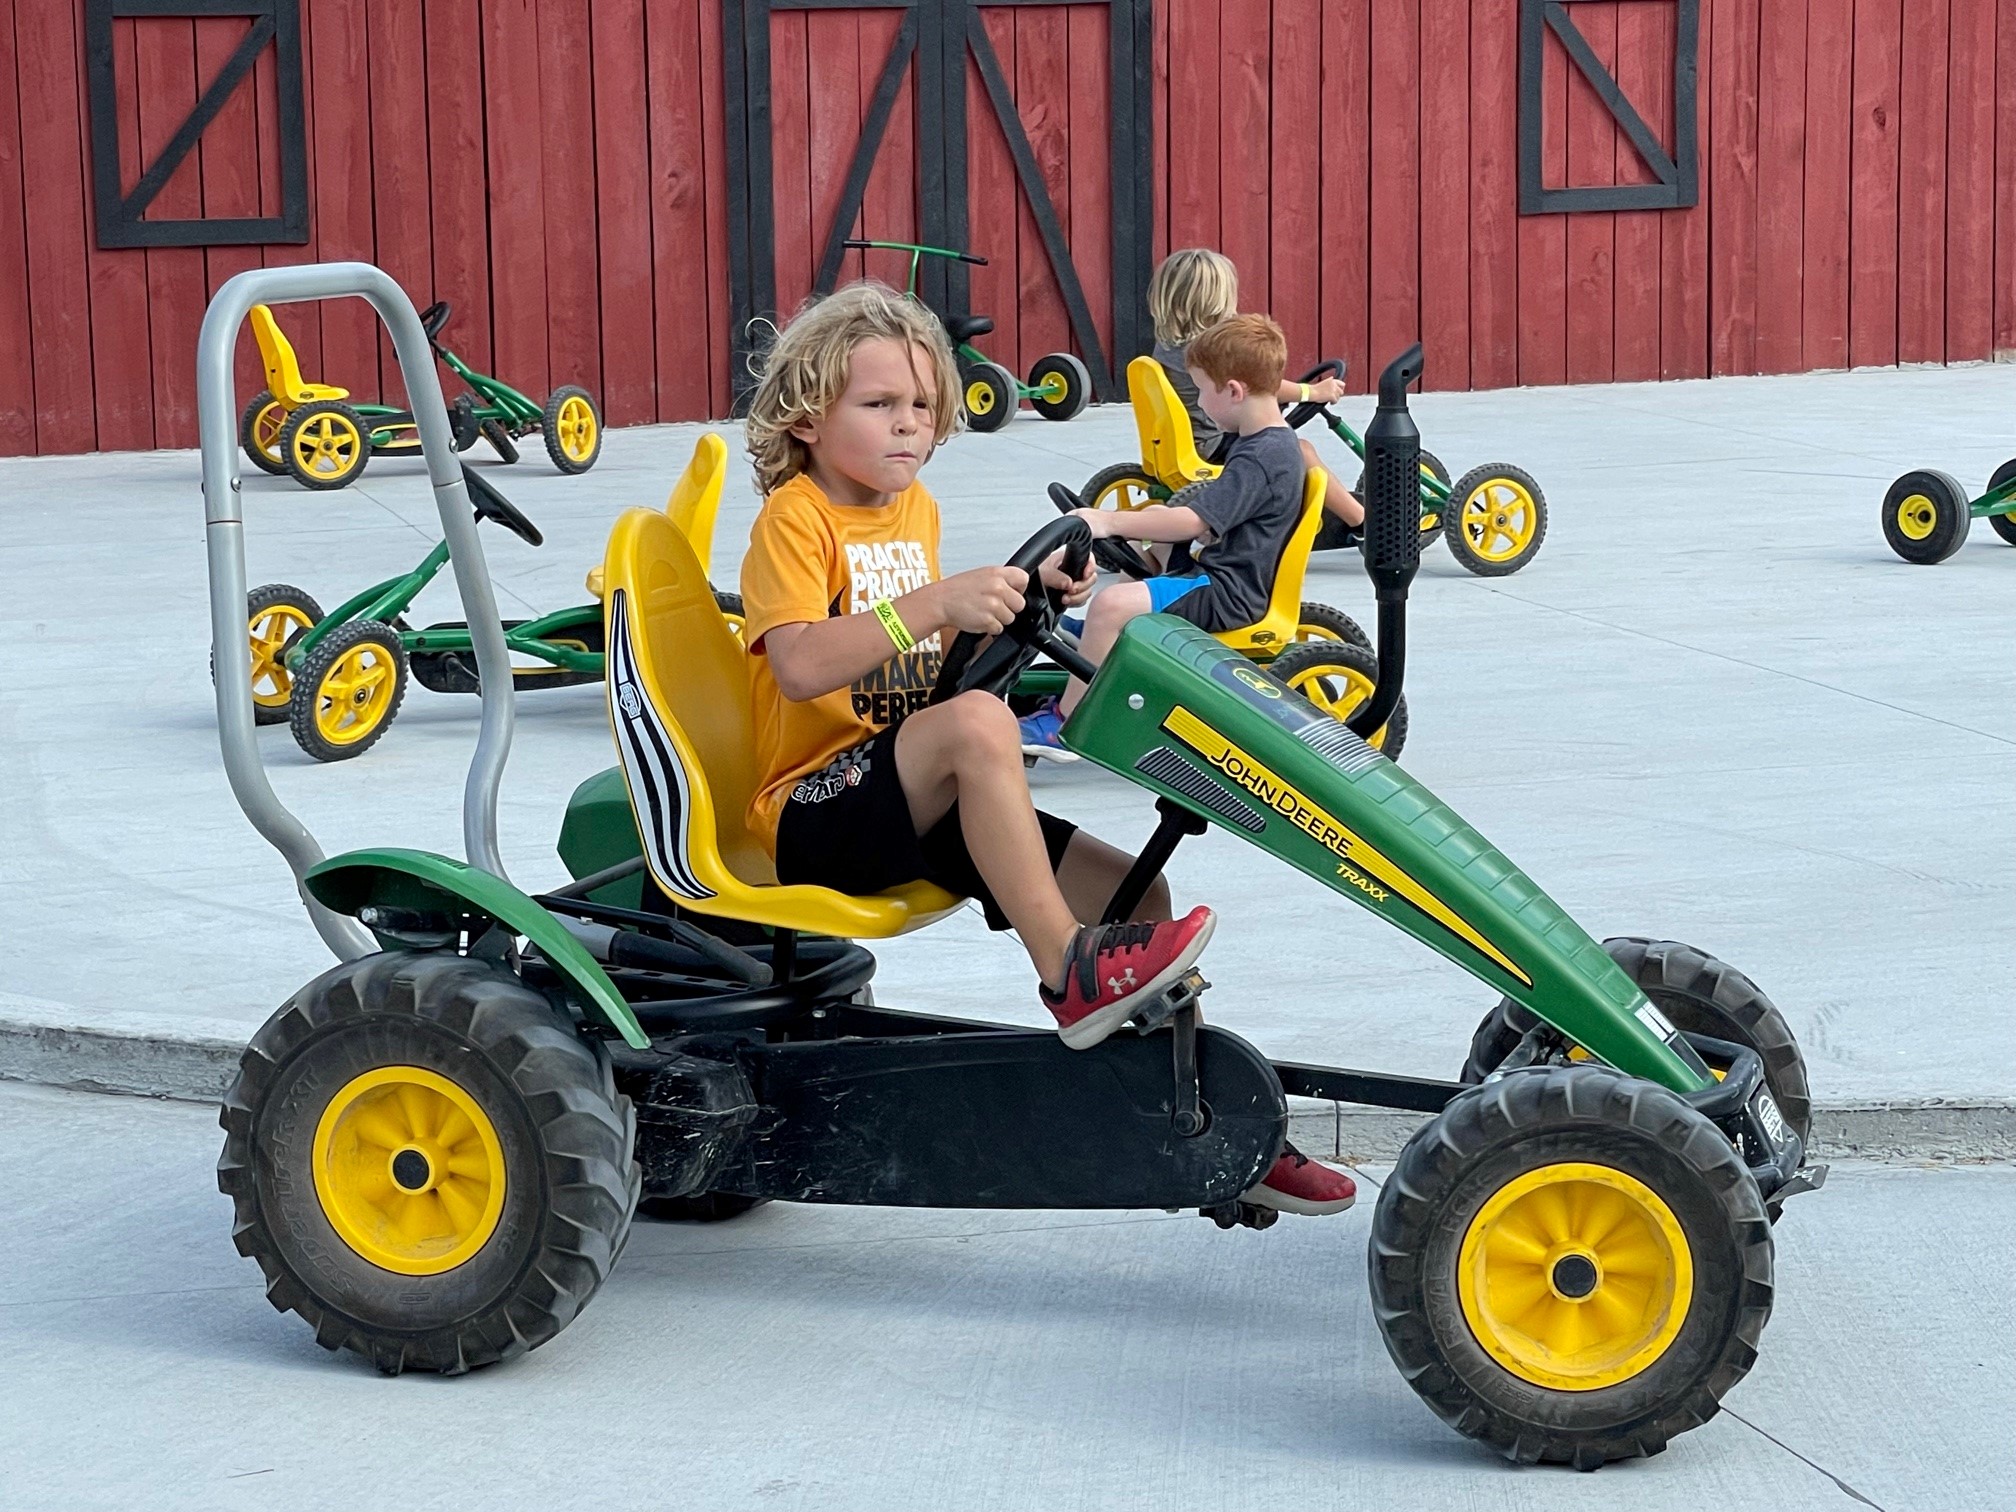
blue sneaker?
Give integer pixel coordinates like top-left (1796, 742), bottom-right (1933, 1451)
top-left (1018, 698), bottom-right (1079, 763)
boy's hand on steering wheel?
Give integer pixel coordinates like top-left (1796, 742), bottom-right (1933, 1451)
top-left (1307, 375), bottom-right (1346, 405)
top-left (1068, 506), bottom-right (1117, 539)
top-left (933, 564), bottom-right (1028, 635)
top-left (1039, 547), bottom-right (1097, 608)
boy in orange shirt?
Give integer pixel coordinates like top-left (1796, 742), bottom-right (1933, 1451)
top-left (736, 282), bottom-right (1355, 1215)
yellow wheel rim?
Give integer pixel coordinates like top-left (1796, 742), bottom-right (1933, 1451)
top-left (1458, 477), bottom-right (1540, 563)
top-left (313, 641), bottom-right (398, 745)
top-left (251, 400), bottom-right (287, 464)
top-left (556, 395), bottom-right (598, 462)
top-left (312, 1066), bottom-right (507, 1276)
top-left (965, 377), bottom-right (996, 416)
top-left (1895, 494), bottom-right (1938, 541)
top-left (290, 411), bottom-right (364, 479)
top-left (1284, 659), bottom-right (1390, 749)
top-left (1037, 372), bottom-right (1069, 401)
top-left (1458, 1162), bottom-right (1693, 1392)
top-left (1090, 471), bottom-right (1159, 514)
top-left (248, 602), bottom-right (315, 709)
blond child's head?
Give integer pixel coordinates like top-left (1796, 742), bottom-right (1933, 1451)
top-left (745, 281), bottom-right (963, 497)
top-left (1148, 248), bottom-right (1240, 348)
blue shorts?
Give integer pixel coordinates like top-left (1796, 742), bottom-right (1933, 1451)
top-left (1064, 573), bottom-right (1209, 637)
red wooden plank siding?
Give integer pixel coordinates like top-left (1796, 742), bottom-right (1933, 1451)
top-left (310, 0), bottom-right (378, 403)
top-left (259, 4), bottom-right (323, 385)
top-left (79, 9), bottom-right (155, 449)
top-left (1896, 0), bottom-right (1950, 365)
top-left (425, 0), bottom-right (491, 378)
top-left (1367, 0), bottom-right (1420, 369)
top-left (1014, 6), bottom-right (1072, 385)
top-left (967, 8), bottom-right (1018, 372)
top-left (481, 0), bottom-right (546, 399)
top-left (696, 0), bottom-right (733, 414)
top-left (1150, 0), bottom-right (1170, 265)
top-left (16, 0), bottom-right (97, 452)
top-left (1848, 0), bottom-right (1902, 368)
top-left (859, 8), bottom-right (918, 265)
top-left (0, 0), bottom-right (35, 453)
top-left (136, 17), bottom-right (208, 448)
top-left (1707, 0), bottom-right (1759, 376)
top-left (1519, 21), bottom-right (1567, 384)
top-left (1997, 0), bottom-right (2016, 353)
top-left (1661, 0), bottom-right (1710, 378)
top-left (1217, 0), bottom-right (1270, 318)
top-left (648, 0), bottom-right (712, 421)
top-left (1564, 4), bottom-right (1617, 385)
top-left (1417, 0), bottom-right (1469, 391)
top-left (364, 2), bottom-right (430, 406)
top-left (1318, 0), bottom-right (1372, 394)
top-left (1801, 0), bottom-right (1852, 370)
top-left (1268, 0), bottom-right (1320, 368)
top-left (539, 0), bottom-right (600, 398)
top-left (768, 11), bottom-right (811, 320)
top-left (1066, 4), bottom-right (1112, 362)
top-left (805, 8), bottom-right (860, 294)
top-left (1164, 0), bottom-right (1218, 256)
top-left (1468, 0), bottom-right (1519, 391)
top-left (1610, 1), bottom-right (1666, 384)
top-left (1754, 0), bottom-right (1806, 375)
top-left (591, 0), bottom-right (655, 426)
top-left (1943, 0), bottom-right (1996, 362)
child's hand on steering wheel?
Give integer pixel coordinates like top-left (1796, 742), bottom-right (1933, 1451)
top-left (1039, 546), bottom-right (1097, 608)
top-left (1304, 375), bottom-right (1346, 405)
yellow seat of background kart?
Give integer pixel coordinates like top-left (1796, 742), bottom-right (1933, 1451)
top-left (586, 431), bottom-right (729, 599)
top-left (1130, 354), bottom-right (1221, 492)
top-left (1211, 467), bottom-right (1329, 659)
top-left (600, 506), bottom-right (964, 938)
top-left (250, 304), bottom-right (349, 407)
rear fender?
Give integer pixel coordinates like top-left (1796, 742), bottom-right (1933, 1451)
top-left (304, 847), bottom-right (649, 1049)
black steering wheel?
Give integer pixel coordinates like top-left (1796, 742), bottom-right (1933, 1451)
top-left (1048, 480), bottom-right (1158, 581)
top-left (930, 515), bottom-right (1092, 704)
top-left (461, 463), bottom-right (543, 547)
top-left (1282, 358), bottom-right (1346, 431)
top-left (420, 300), bottom-right (453, 342)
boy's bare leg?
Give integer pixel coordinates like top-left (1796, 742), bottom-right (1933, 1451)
top-left (894, 692), bottom-right (1079, 988)
top-left (1057, 578), bottom-right (1153, 717)
top-left (1055, 832), bottom-right (1171, 925)
top-left (1303, 438), bottom-right (1363, 527)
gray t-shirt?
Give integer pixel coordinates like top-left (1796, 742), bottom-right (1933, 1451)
top-left (1162, 425), bottom-right (1306, 632)
top-left (1153, 340), bottom-right (1228, 462)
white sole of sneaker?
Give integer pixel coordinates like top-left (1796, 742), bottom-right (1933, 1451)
top-left (1239, 1186), bottom-right (1357, 1217)
top-left (1020, 743), bottom-right (1081, 763)
top-left (1056, 912), bottom-right (1217, 1051)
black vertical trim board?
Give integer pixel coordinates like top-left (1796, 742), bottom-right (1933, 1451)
top-left (1518, 0), bottom-right (1699, 214)
top-left (728, 0), bottom-right (1153, 405)
top-left (85, 0), bottom-right (308, 248)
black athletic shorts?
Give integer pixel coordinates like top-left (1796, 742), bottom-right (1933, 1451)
top-left (774, 724), bottom-right (1078, 931)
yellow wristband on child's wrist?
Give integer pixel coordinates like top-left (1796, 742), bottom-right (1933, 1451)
top-left (1299, 382), bottom-right (1311, 403)
top-left (871, 598), bottom-right (915, 653)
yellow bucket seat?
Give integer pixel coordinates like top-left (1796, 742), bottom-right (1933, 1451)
top-left (586, 431), bottom-right (729, 599)
top-left (249, 304), bottom-right (350, 407)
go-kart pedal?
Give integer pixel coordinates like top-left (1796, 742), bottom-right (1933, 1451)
top-left (1128, 967), bottom-right (1208, 1034)
top-left (1201, 1200), bottom-right (1280, 1231)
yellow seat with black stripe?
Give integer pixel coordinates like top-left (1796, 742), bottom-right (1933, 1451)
top-left (600, 505), bottom-right (964, 938)
top-left (1211, 467), bottom-right (1329, 660)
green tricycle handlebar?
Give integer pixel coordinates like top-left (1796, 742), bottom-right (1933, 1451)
top-left (843, 238), bottom-right (988, 297)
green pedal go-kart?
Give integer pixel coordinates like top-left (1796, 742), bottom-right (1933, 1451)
top-left (233, 434), bottom-right (740, 762)
top-left (842, 238), bottom-right (1093, 432)
top-left (1879, 456), bottom-right (2016, 562)
top-left (203, 273), bottom-right (1822, 1473)
top-left (240, 298), bottom-right (603, 491)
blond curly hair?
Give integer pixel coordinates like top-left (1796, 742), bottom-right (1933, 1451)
top-left (1148, 248), bottom-right (1240, 348)
top-left (744, 281), bottom-right (963, 496)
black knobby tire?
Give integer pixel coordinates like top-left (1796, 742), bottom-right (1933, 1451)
top-left (1881, 468), bottom-right (1970, 563)
top-left (1369, 1065), bottom-right (1775, 1469)
top-left (216, 952), bottom-right (639, 1375)
top-left (1984, 458), bottom-right (2016, 546)
top-left (961, 361), bottom-right (1018, 433)
top-left (1267, 638), bottom-right (1407, 758)
top-left (542, 385), bottom-right (603, 474)
top-left (1443, 463), bottom-right (1549, 576)
top-left (637, 1192), bottom-right (768, 1223)
top-left (1027, 352), bottom-right (1092, 421)
top-left (713, 589), bottom-right (745, 637)
top-left (1295, 601), bottom-right (1372, 649)
top-left (289, 618), bottom-right (410, 762)
top-left (240, 391), bottom-right (291, 475)
top-left (279, 399), bottom-right (372, 491)
top-left (482, 418), bottom-right (522, 465)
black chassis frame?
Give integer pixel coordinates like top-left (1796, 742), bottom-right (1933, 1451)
top-left (524, 799), bottom-right (1806, 1215)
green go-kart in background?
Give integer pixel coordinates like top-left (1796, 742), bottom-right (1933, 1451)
top-left (1881, 455), bottom-right (2016, 562)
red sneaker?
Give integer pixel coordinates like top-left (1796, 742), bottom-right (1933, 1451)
top-left (1243, 1144), bottom-right (1357, 1215)
top-left (1041, 907), bottom-right (1216, 1050)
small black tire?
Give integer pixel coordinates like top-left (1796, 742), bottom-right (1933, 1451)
top-left (1294, 601), bottom-right (1372, 649)
top-left (219, 583), bottom-right (324, 727)
top-left (278, 399), bottom-right (372, 490)
top-left (482, 418), bottom-right (522, 465)
top-left (961, 361), bottom-right (1018, 433)
top-left (1266, 638), bottom-right (1407, 758)
top-left (289, 618), bottom-right (409, 762)
top-left (1369, 1064), bottom-right (1775, 1469)
top-left (1443, 463), bottom-right (1548, 576)
top-left (217, 951), bottom-right (639, 1375)
top-left (1027, 352), bottom-right (1092, 421)
top-left (240, 391), bottom-right (291, 475)
top-left (636, 1192), bottom-right (768, 1223)
top-left (543, 385), bottom-right (603, 473)
top-left (713, 589), bottom-right (745, 638)
top-left (1983, 458), bottom-right (2016, 546)
top-left (1881, 468), bottom-right (1971, 563)
top-left (1079, 462), bottom-right (1164, 514)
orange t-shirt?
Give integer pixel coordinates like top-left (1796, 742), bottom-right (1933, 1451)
top-left (741, 473), bottom-right (945, 848)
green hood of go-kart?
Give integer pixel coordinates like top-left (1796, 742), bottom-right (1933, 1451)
top-left (1067, 617), bottom-right (1709, 1093)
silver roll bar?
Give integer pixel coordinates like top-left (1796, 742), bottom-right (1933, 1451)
top-left (199, 262), bottom-right (517, 959)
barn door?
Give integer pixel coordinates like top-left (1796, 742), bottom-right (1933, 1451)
top-left (726, 0), bottom-right (1152, 406)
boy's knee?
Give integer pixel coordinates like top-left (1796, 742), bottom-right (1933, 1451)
top-left (1088, 580), bottom-right (1150, 628)
top-left (940, 690), bottom-right (1019, 757)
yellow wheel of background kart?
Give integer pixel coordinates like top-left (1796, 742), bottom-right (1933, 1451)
top-left (1079, 462), bottom-right (1164, 514)
top-left (1267, 638), bottom-right (1406, 757)
top-left (1444, 464), bottom-right (1548, 576)
top-left (962, 361), bottom-right (1017, 433)
top-left (279, 399), bottom-right (371, 490)
top-left (1881, 468), bottom-right (1971, 563)
top-left (242, 584), bottom-right (323, 727)
top-left (289, 618), bottom-right (409, 762)
top-left (543, 385), bottom-right (603, 473)
top-left (239, 390), bottom-right (290, 475)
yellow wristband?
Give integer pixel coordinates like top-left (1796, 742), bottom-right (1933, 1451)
top-left (1299, 383), bottom-right (1311, 403)
top-left (871, 598), bottom-right (915, 653)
